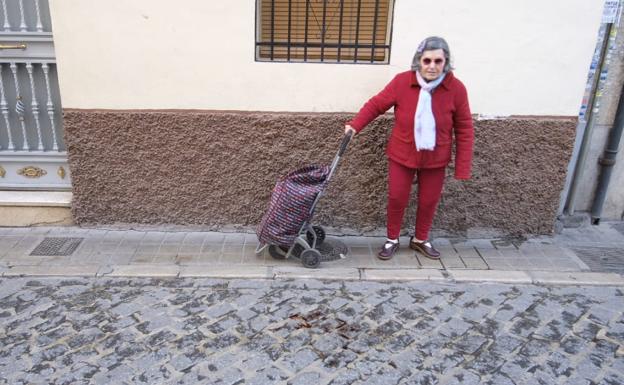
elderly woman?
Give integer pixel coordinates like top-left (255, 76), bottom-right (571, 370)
top-left (345, 36), bottom-right (474, 260)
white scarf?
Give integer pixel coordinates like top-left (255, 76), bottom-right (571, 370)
top-left (414, 71), bottom-right (446, 151)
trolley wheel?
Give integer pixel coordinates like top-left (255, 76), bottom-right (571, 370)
top-left (268, 245), bottom-right (288, 260)
top-left (306, 225), bottom-right (326, 246)
top-left (301, 249), bottom-right (321, 269)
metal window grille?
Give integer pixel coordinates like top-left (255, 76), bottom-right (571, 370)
top-left (256, 0), bottom-right (394, 64)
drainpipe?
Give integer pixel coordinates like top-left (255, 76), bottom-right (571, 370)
top-left (563, 23), bottom-right (613, 216)
top-left (590, 81), bottom-right (624, 224)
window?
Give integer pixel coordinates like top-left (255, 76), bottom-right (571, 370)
top-left (256, 0), bottom-right (394, 64)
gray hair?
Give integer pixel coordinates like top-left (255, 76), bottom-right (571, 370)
top-left (411, 36), bottom-right (453, 73)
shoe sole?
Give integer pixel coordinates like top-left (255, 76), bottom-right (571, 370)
top-left (409, 242), bottom-right (441, 260)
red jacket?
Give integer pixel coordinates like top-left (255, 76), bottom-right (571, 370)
top-left (348, 70), bottom-right (474, 179)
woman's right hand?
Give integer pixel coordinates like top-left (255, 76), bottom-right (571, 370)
top-left (345, 124), bottom-right (356, 136)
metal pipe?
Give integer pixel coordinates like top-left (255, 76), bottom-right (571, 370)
top-left (563, 23), bottom-right (612, 215)
top-left (590, 80), bottom-right (624, 224)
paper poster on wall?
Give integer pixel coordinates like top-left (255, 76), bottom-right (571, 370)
top-left (602, 0), bottom-right (621, 23)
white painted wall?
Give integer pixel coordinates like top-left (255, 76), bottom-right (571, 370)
top-left (50, 0), bottom-right (603, 115)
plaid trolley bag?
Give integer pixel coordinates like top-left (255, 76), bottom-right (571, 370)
top-left (256, 132), bottom-right (352, 268)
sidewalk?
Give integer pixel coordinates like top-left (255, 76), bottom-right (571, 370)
top-left (0, 222), bottom-right (623, 286)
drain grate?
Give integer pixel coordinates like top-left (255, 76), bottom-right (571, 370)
top-left (30, 237), bottom-right (83, 256)
top-left (287, 238), bottom-right (349, 262)
top-left (316, 238), bottom-right (349, 262)
top-left (613, 222), bottom-right (624, 237)
top-left (572, 247), bottom-right (624, 274)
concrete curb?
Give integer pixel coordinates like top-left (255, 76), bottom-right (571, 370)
top-left (0, 264), bottom-right (622, 286)
top-left (447, 270), bottom-right (533, 284)
top-left (104, 264), bottom-right (180, 277)
top-left (4, 265), bottom-right (100, 277)
top-left (529, 271), bottom-right (624, 286)
top-left (362, 268), bottom-right (446, 281)
top-left (179, 265), bottom-right (269, 279)
top-left (273, 267), bottom-right (361, 280)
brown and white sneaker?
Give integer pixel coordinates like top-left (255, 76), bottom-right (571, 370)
top-left (378, 239), bottom-right (399, 260)
top-left (409, 237), bottom-right (441, 260)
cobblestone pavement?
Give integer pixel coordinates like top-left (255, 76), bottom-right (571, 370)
top-left (1, 277), bottom-right (623, 384)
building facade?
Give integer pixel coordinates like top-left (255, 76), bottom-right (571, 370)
top-left (1, 0), bottom-right (616, 236)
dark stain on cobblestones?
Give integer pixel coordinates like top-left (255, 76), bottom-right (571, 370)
top-left (511, 316), bottom-right (540, 338)
top-left (37, 326), bottom-right (70, 347)
top-left (266, 346), bottom-right (283, 361)
top-left (283, 332), bottom-right (313, 353)
top-left (453, 334), bottom-right (489, 355)
top-left (102, 332), bottom-right (123, 350)
top-left (324, 350), bottom-right (358, 369)
top-left (146, 330), bottom-right (177, 347)
top-left (35, 308), bottom-right (66, 329)
top-left (119, 288), bottom-right (145, 301)
top-left (40, 344), bottom-right (68, 361)
top-left (116, 343), bottom-right (147, 358)
top-left (29, 362), bottom-right (53, 375)
top-left (13, 299), bottom-right (33, 314)
top-left (476, 318), bottom-right (501, 337)
top-left (60, 354), bottom-right (73, 366)
top-left (497, 303), bottom-right (514, 313)
top-left (561, 310), bottom-right (582, 326)
top-left (204, 334), bottom-right (240, 349)
top-left (175, 330), bottom-right (206, 350)
top-left (73, 363), bottom-right (99, 380)
top-left (540, 319), bottom-right (564, 341)
top-left (375, 319), bottom-right (403, 337)
top-left (339, 306), bottom-right (356, 317)
top-left (546, 352), bottom-right (574, 377)
top-left (169, 293), bottom-right (195, 306)
top-left (98, 322), bottom-right (116, 334)
top-left (480, 298), bottom-right (494, 306)
top-left (432, 350), bottom-right (466, 374)
top-left (136, 321), bottom-right (152, 335)
top-left (387, 333), bottom-right (415, 353)
top-left (467, 351), bottom-right (505, 374)
top-left (67, 331), bottom-right (102, 349)
top-left (366, 304), bottom-right (387, 321)
top-left (519, 338), bottom-right (552, 357)
top-left (594, 339), bottom-right (619, 359)
top-left (183, 314), bottom-right (207, 329)
top-left (69, 291), bottom-right (106, 307)
top-left (299, 295), bottom-right (317, 305)
top-left (397, 308), bottom-right (424, 321)
top-left (414, 315), bottom-right (435, 331)
top-left (560, 335), bottom-right (585, 355)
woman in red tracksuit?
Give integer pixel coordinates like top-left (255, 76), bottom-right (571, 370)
top-left (345, 36), bottom-right (474, 260)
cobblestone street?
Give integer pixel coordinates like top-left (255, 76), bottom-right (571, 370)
top-left (1, 277), bottom-right (623, 384)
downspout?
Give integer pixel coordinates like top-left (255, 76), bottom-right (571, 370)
top-left (590, 81), bottom-right (624, 224)
top-left (562, 23), bottom-right (613, 216)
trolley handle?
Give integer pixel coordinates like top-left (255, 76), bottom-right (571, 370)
top-left (338, 131), bottom-right (353, 157)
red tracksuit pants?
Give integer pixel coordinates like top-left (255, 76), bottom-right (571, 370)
top-left (387, 159), bottom-right (446, 240)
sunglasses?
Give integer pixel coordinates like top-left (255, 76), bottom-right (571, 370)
top-left (422, 58), bottom-right (445, 65)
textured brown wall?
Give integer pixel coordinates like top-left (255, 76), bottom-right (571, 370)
top-left (63, 110), bottom-right (576, 236)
